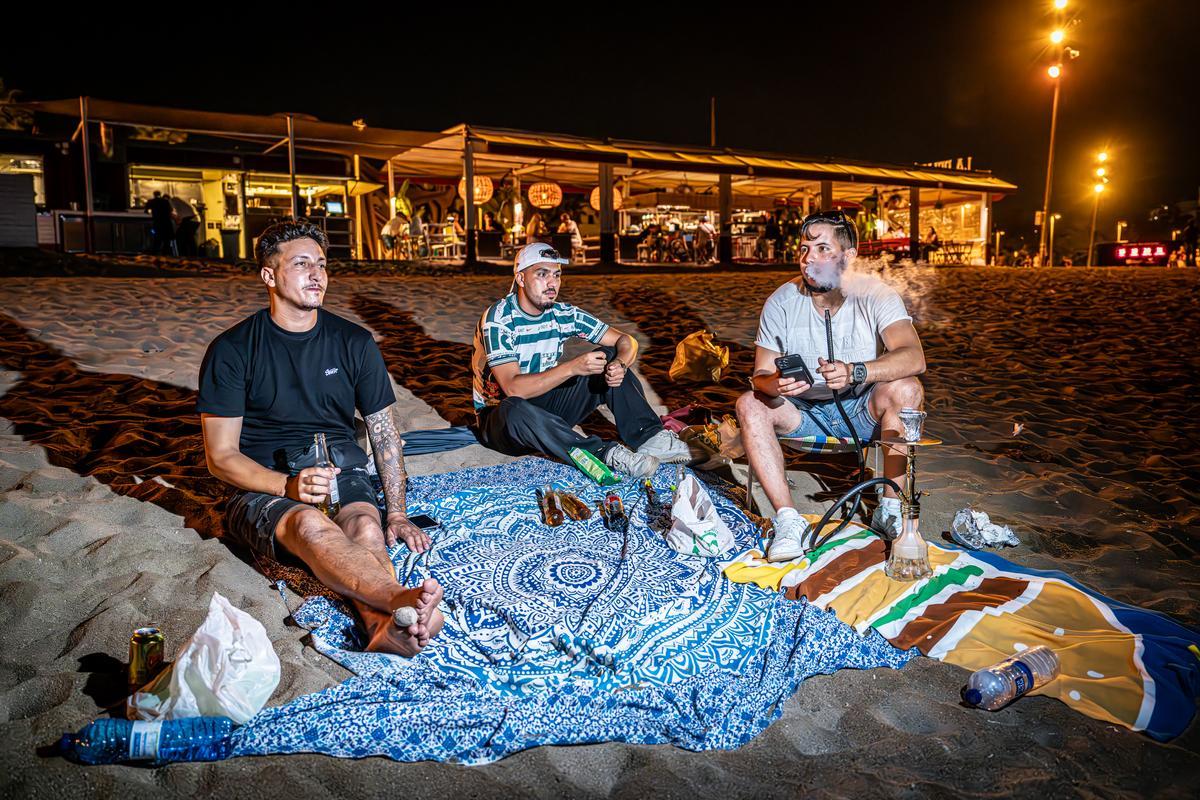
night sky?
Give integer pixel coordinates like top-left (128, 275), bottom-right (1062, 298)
top-left (5, 1), bottom-right (1197, 253)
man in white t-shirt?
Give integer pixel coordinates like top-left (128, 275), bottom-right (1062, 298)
top-left (736, 210), bottom-right (927, 561)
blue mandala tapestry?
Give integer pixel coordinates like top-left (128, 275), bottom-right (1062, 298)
top-left (231, 460), bottom-right (913, 765)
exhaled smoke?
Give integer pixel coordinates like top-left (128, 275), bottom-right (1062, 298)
top-left (839, 255), bottom-right (940, 325)
top-left (804, 259), bottom-right (843, 292)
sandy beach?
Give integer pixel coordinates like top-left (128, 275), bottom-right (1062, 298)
top-left (1, 263), bottom-right (1198, 798)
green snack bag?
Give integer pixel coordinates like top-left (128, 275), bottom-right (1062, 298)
top-left (568, 446), bottom-right (619, 485)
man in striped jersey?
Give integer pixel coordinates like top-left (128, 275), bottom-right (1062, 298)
top-left (472, 244), bottom-right (690, 478)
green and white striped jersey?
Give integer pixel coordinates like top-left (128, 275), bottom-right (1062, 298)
top-left (472, 293), bottom-right (609, 410)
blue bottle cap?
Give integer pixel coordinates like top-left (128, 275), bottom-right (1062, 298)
top-left (963, 687), bottom-right (982, 707)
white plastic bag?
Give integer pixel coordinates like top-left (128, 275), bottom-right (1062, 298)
top-left (666, 474), bottom-right (735, 558)
top-left (128, 592), bottom-right (281, 724)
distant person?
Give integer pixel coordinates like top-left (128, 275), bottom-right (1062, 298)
top-left (472, 243), bottom-right (691, 480)
top-left (381, 212), bottom-right (409, 257)
top-left (483, 211), bottom-right (504, 233)
top-left (922, 226), bottom-right (940, 261)
top-left (557, 212), bottom-right (584, 259)
top-left (144, 190), bottom-right (175, 255)
top-left (736, 209), bottom-right (926, 561)
top-left (408, 208), bottom-right (429, 258)
top-left (197, 219), bottom-right (443, 656)
top-left (447, 213), bottom-right (465, 240)
top-left (667, 227), bottom-right (689, 262)
top-left (695, 218), bottom-right (716, 263)
top-left (525, 212), bottom-right (549, 244)
top-left (1183, 217), bottom-right (1197, 267)
top-left (170, 195), bottom-right (200, 257)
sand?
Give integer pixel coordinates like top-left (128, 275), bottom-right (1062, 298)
top-left (1, 262), bottom-right (1198, 798)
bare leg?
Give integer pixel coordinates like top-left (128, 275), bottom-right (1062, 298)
top-left (276, 505), bottom-right (443, 656)
top-left (869, 377), bottom-right (925, 498)
top-left (735, 390), bottom-right (805, 513)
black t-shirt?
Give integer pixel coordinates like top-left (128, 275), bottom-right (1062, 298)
top-left (197, 308), bottom-right (395, 471)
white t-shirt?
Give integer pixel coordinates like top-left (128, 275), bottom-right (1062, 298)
top-left (755, 278), bottom-right (912, 400)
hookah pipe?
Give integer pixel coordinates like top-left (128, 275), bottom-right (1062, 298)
top-left (801, 309), bottom-right (908, 552)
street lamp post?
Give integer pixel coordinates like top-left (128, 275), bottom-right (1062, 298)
top-left (1087, 184), bottom-right (1104, 267)
top-left (1116, 219), bottom-right (1127, 241)
top-left (994, 229), bottom-right (1004, 265)
top-left (1048, 213), bottom-right (1062, 266)
top-left (1037, 1), bottom-right (1076, 267)
top-left (1087, 151), bottom-right (1109, 267)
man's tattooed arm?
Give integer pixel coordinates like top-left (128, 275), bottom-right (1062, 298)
top-left (365, 405), bottom-right (407, 518)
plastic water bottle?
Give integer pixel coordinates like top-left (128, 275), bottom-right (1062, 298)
top-left (962, 645), bottom-right (1060, 710)
top-left (59, 717), bottom-right (234, 765)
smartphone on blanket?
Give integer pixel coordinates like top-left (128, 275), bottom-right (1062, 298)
top-left (406, 513), bottom-right (439, 531)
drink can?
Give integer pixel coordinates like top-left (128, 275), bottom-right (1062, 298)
top-left (129, 627), bottom-right (165, 688)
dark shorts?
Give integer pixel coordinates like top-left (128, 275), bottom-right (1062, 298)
top-left (224, 467), bottom-right (382, 560)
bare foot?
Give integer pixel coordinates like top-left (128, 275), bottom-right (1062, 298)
top-left (359, 578), bottom-right (445, 656)
top-left (362, 604), bottom-right (445, 656)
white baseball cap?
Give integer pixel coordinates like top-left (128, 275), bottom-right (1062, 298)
top-left (514, 243), bottom-right (569, 275)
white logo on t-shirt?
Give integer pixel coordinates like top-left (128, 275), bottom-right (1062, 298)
top-left (325, 367), bottom-right (339, 376)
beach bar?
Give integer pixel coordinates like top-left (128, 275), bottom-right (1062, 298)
top-left (1, 98), bottom-right (1016, 265)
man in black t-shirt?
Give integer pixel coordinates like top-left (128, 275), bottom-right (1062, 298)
top-left (198, 220), bottom-right (443, 657)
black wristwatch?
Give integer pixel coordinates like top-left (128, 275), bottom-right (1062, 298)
top-left (851, 362), bottom-right (868, 386)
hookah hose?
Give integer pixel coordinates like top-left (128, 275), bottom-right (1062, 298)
top-left (803, 309), bottom-right (873, 550)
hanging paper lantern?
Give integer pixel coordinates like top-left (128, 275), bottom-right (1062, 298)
top-left (588, 186), bottom-right (623, 212)
top-left (457, 175), bottom-right (494, 205)
top-left (527, 181), bottom-right (563, 209)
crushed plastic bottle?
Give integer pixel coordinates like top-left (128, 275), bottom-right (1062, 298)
top-left (962, 645), bottom-right (1060, 711)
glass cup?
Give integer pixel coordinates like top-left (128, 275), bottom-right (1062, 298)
top-left (898, 407), bottom-right (927, 442)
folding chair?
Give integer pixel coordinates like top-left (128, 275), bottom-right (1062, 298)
top-left (743, 434), bottom-right (881, 516)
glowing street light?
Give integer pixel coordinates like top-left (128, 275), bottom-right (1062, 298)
top-left (1054, 0), bottom-right (1068, 9)
top-left (1097, 151), bottom-right (1108, 162)
top-left (1095, 167), bottom-right (1106, 177)
top-left (1051, 29), bottom-right (1065, 44)
top-left (1048, 64), bottom-right (1062, 78)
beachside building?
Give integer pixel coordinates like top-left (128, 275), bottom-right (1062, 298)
top-left (0, 97), bottom-right (1016, 265)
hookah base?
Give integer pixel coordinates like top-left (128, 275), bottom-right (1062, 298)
top-left (885, 556), bottom-right (934, 582)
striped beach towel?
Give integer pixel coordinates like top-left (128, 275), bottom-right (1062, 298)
top-left (723, 515), bottom-right (1200, 740)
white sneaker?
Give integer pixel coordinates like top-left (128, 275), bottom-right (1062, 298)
top-left (767, 511), bottom-right (812, 562)
top-left (636, 429), bottom-right (692, 464)
top-left (871, 496), bottom-right (903, 539)
top-left (604, 444), bottom-right (660, 479)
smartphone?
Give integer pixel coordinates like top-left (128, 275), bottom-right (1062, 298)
top-left (406, 513), bottom-right (439, 530)
top-left (774, 353), bottom-right (815, 385)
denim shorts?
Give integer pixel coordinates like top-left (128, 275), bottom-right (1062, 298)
top-left (783, 386), bottom-right (880, 442)
top-left (224, 467), bottom-right (381, 560)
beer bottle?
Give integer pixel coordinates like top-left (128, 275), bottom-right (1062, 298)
top-left (314, 433), bottom-right (341, 518)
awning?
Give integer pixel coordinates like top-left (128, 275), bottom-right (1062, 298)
top-left (18, 98), bottom-right (445, 161)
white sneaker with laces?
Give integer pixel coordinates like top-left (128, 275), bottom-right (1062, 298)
top-left (636, 429), bottom-right (692, 464)
top-left (871, 496), bottom-right (903, 539)
top-left (604, 444), bottom-right (660, 479)
top-left (767, 511), bottom-right (812, 562)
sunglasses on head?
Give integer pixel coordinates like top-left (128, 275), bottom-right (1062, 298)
top-left (801, 209), bottom-right (858, 248)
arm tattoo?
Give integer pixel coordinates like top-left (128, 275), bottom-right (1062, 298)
top-left (365, 405), bottom-right (407, 517)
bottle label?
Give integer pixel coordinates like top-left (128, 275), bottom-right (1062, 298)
top-left (1011, 659), bottom-right (1034, 696)
top-left (328, 473), bottom-right (340, 505)
top-left (129, 720), bottom-right (163, 761)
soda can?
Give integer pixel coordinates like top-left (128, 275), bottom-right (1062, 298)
top-left (128, 627), bottom-right (165, 688)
